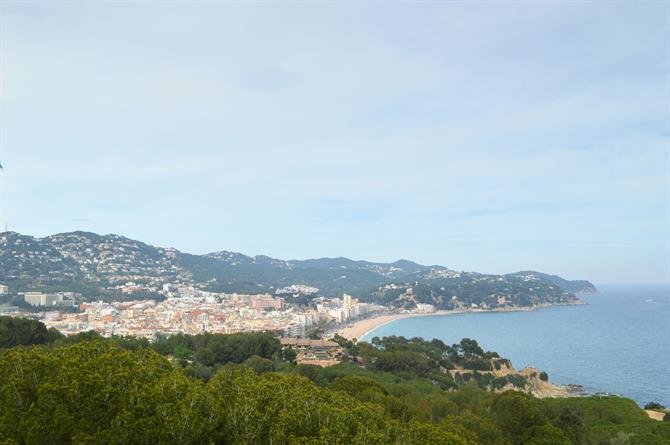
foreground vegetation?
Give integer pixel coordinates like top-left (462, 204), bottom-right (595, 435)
top-left (0, 317), bottom-right (668, 444)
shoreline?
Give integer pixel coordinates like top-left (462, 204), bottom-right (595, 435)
top-left (334, 302), bottom-right (585, 341)
top-left (333, 302), bottom-right (592, 401)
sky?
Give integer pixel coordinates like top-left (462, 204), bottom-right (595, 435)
top-left (0, 2), bottom-right (668, 284)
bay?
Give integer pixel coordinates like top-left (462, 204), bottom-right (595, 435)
top-left (363, 284), bottom-right (670, 406)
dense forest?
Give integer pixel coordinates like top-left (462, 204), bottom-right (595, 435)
top-left (1, 317), bottom-right (668, 445)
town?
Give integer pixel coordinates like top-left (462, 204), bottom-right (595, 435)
top-left (0, 282), bottom-right (398, 341)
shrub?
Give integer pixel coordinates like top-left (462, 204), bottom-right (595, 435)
top-left (644, 402), bottom-right (665, 410)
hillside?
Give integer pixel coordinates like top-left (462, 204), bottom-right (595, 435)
top-left (0, 231), bottom-right (596, 309)
top-left (1, 318), bottom-right (667, 445)
top-left (507, 271), bottom-right (598, 294)
top-left (364, 271), bottom-right (580, 310)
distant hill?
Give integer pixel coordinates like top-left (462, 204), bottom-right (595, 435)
top-left (507, 271), bottom-right (598, 294)
top-left (0, 231), bottom-right (597, 309)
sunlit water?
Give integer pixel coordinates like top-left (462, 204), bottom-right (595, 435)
top-left (363, 284), bottom-right (670, 406)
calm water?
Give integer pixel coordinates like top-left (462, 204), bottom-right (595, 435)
top-left (363, 284), bottom-right (670, 406)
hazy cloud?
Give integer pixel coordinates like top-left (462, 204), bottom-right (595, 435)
top-left (1, 2), bottom-right (667, 283)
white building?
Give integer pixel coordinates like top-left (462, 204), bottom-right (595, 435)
top-left (328, 308), bottom-right (346, 323)
top-left (24, 292), bottom-right (62, 307)
top-left (284, 323), bottom-right (305, 338)
top-left (416, 303), bottom-right (436, 313)
top-left (24, 291), bottom-right (77, 307)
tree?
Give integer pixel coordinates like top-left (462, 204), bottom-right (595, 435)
top-left (0, 316), bottom-right (56, 348)
top-left (551, 406), bottom-right (583, 443)
top-left (173, 345), bottom-right (193, 361)
top-left (373, 350), bottom-right (430, 375)
top-left (193, 332), bottom-right (280, 366)
top-left (183, 362), bottom-right (215, 381)
top-left (0, 340), bottom-right (186, 443)
top-left (644, 402), bottom-right (665, 410)
top-left (458, 338), bottom-right (485, 357)
top-left (243, 355), bottom-right (274, 374)
top-left (443, 413), bottom-right (507, 445)
top-left (280, 346), bottom-right (297, 363)
top-left (295, 364), bottom-right (328, 386)
top-left (328, 376), bottom-right (388, 404)
top-left (525, 424), bottom-right (572, 445)
top-left (491, 391), bottom-right (546, 445)
top-left (2, 332), bottom-right (668, 445)
top-left (56, 329), bottom-right (102, 345)
top-left (399, 420), bottom-right (475, 445)
top-left (206, 368), bottom-right (396, 444)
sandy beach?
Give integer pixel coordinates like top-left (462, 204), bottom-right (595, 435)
top-left (335, 310), bottom-right (456, 340)
top-left (335, 313), bottom-right (413, 341)
top-left (333, 303), bottom-right (580, 341)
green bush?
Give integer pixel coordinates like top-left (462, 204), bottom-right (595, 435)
top-left (1, 322), bottom-right (669, 445)
top-left (644, 401), bottom-right (665, 410)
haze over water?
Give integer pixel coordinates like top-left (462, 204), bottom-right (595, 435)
top-left (364, 284), bottom-right (670, 407)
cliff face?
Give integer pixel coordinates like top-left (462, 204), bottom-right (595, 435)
top-left (519, 367), bottom-right (576, 398)
top-left (449, 359), bottom-right (575, 398)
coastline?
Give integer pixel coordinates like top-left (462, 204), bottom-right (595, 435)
top-left (334, 302), bottom-right (585, 341)
top-left (333, 302), bottom-right (591, 401)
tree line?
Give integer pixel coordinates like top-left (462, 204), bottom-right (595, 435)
top-left (1, 317), bottom-right (669, 444)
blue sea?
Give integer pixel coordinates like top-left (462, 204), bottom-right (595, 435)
top-left (363, 284), bottom-right (670, 406)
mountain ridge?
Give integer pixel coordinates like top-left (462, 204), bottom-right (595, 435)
top-left (0, 231), bottom-right (597, 309)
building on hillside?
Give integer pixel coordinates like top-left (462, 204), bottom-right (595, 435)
top-left (283, 322), bottom-right (305, 338)
top-left (162, 283), bottom-right (177, 294)
top-left (24, 292), bottom-right (61, 307)
top-left (251, 295), bottom-right (283, 310)
top-left (24, 292), bottom-right (77, 308)
top-left (0, 284), bottom-right (8, 294)
top-left (328, 308), bottom-right (346, 323)
top-left (280, 337), bottom-right (344, 367)
top-left (416, 303), bottom-right (436, 313)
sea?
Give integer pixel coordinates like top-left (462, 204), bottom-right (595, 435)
top-left (362, 284), bottom-right (670, 407)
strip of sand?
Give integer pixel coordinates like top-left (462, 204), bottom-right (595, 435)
top-left (333, 303), bottom-right (581, 341)
top-left (335, 310), bottom-right (457, 341)
top-left (335, 313), bottom-right (414, 341)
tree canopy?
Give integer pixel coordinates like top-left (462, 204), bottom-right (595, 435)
top-left (0, 319), bottom-right (668, 444)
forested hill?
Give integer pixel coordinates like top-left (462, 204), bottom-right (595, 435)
top-left (506, 271), bottom-right (598, 294)
top-left (0, 231), bottom-right (596, 308)
top-left (1, 317), bottom-right (668, 445)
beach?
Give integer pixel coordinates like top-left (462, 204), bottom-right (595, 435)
top-left (333, 303), bottom-right (583, 342)
top-left (335, 288), bottom-right (670, 407)
top-left (335, 313), bottom-right (414, 340)
top-left (335, 310), bottom-right (458, 340)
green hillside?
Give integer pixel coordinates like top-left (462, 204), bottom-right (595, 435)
top-left (1, 231), bottom-right (596, 308)
top-left (0, 317), bottom-right (666, 445)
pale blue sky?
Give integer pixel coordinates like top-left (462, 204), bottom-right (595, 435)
top-left (1, 2), bottom-right (668, 283)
